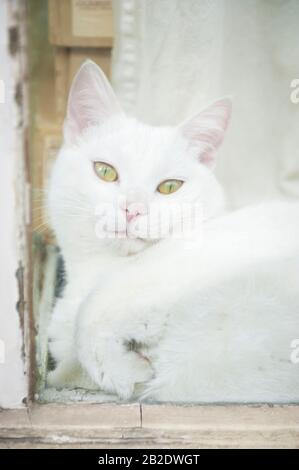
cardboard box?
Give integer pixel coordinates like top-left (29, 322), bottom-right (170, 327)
top-left (48, 0), bottom-right (113, 47)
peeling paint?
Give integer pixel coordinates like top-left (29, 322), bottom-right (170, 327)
top-left (50, 434), bottom-right (72, 444)
top-left (0, 0), bottom-right (28, 409)
top-left (14, 81), bottom-right (22, 108)
top-left (15, 263), bottom-right (25, 360)
top-left (8, 26), bottom-right (19, 56)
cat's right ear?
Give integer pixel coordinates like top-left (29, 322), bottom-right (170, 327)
top-left (64, 60), bottom-right (123, 144)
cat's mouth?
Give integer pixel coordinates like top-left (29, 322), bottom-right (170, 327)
top-left (104, 226), bottom-right (145, 241)
top-left (95, 213), bottom-right (160, 244)
top-left (105, 228), bottom-right (127, 237)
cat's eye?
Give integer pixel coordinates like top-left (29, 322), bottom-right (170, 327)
top-left (94, 162), bottom-right (118, 182)
top-left (157, 179), bottom-right (184, 195)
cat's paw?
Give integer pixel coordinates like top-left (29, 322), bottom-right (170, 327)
top-left (91, 350), bottom-right (153, 399)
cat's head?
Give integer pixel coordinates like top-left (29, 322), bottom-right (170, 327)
top-left (48, 60), bottom-right (231, 257)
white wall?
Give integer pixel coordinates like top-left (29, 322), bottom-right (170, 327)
top-left (0, 0), bottom-right (27, 408)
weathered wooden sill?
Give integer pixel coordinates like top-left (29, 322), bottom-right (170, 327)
top-left (0, 403), bottom-right (299, 448)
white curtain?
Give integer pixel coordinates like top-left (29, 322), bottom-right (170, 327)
top-left (112, 0), bottom-right (299, 208)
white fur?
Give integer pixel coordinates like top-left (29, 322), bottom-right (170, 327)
top-left (47, 61), bottom-right (299, 402)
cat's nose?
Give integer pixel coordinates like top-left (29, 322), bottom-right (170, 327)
top-left (119, 190), bottom-right (148, 222)
top-left (125, 208), bottom-right (139, 222)
top-left (124, 203), bottom-right (147, 222)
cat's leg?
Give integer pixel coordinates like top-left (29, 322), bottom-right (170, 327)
top-left (75, 287), bottom-right (167, 399)
top-left (78, 334), bottom-right (153, 399)
top-left (47, 296), bottom-right (88, 389)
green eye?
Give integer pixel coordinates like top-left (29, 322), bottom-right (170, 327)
top-left (94, 162), bottom-right (118, 182)
top-left (157, 179), bottom-right (184, 195)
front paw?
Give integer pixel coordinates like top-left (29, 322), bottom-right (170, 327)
top-left (80, 340), bottom-right (154, 400)
top-left (99, 350), bottom-right (153, 399)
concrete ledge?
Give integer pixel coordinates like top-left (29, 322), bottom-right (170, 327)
top-left (0, 403), bottom-right (299, 448)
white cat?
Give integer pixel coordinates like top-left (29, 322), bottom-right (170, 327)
top-left (47, 60), bottom-right (299, 402)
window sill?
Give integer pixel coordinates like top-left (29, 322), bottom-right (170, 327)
top-left (1, 403), bottom-right (299, 448)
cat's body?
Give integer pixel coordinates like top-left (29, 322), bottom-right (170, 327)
top-left (47, 61), bottom-right (299, 402)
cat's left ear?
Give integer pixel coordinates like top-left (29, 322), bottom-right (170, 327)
top-left (64, 60), bottom-right (123, 144)
top-left (179, 98), bottom-right (232, 169)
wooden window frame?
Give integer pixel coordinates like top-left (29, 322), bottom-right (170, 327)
top-left (1, 0), bottom-right (298, 450)
top-left (1, 403), bottom-right (299, 448)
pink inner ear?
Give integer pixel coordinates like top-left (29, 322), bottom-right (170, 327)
top-left (200, 149), bottom-right (216, 167)
top-left (64, 60), bottom-right (123, 143)
top-left (181, 98), bottom-right (232, 167)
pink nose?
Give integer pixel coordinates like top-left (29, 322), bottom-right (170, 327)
top-left (125, 209), bottom-right (139, 222)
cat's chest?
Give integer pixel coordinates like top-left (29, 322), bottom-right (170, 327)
top-left (64, 255), bottom-right (128, 302)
